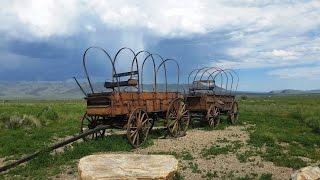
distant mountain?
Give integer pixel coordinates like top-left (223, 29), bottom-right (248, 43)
top-left (268, 89), bottom-right (320, 95)
top-left (0, 81), bottom-right (84, 99)
top-left (0, 81), bottom-right (190, 99)
top-left (0, 82), bottom-right (319, 99)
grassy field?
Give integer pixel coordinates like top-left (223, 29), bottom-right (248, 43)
top-left (240, 96), bottom-right (320, 169)
top-left (0, 96), bottom-right (319, 179)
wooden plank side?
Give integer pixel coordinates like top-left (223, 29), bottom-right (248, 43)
top-left (86, 91), bottom-right (182, 117)
top-left (86, 106), bottom-right (112, 116)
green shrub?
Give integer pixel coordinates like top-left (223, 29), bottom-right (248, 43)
top-left (0, 113), bottom-right (10, 129)
top-left (289, 108), bottom-right (304, 121)
top-left (4, 114), bottom-right (41, 129)
top-left (240, 95), bottom-right (248, 100)
top-left (304, 116), bottom-right (320, 133)
top-left (181, 151), bottom-right (194, 160)
top-left (37, 106), bottom-right (59, 121)
top-left (259, 173), bottom-right (272, 180)
top-left (188, 162), bottom-right (201, 173)
top-left (201, 141), bottom-right (243, 158)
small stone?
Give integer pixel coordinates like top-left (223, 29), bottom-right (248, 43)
top-left (257, 161), bottom-right (264, 168)
top-left (291, 166), bottom-right (320, 180)
top-left (248, 157), bottom-right (255, 162)
top-left (78, 154), bottom-right (179, 180)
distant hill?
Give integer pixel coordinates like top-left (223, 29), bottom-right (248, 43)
top-left (0, 81), bottom-right (84, 99)
top-left (268, 89), bottom-right (320, 95)
top-left (0, 82), bottom-right (319, 99)
top-left (0, 81), bottom-right (190, 99)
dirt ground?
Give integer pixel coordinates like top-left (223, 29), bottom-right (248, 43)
top-left (55, 124), bottom-right (294, 179)
top-left (135, 125), bottom-right (293, 179)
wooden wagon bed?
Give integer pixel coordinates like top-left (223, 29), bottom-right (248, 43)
top-left (86, 92), bottom-right (181, 116)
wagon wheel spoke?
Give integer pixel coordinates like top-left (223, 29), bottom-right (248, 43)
top-left (141, 112), bottom-right (145, 120)
top-left (132, 130), bottom-right (138, 145)
top-left (137, 111), bottom-right (141, 122)
top-left (84, 117), bottom-right (92, 124)
top-left (167, 114), bottom-right (178, 130)
top-left (179, 112), bottom-right (190, 136)
top-left (168, 119), bottom-right (178, 127)
top-left (179, 104), bottom-right (186, 115)
top-left (168, 119), bottom-right (178, 133)
top-left (169, 113), bottom-right (178, 119)
top-left (130, 129), bottom-right (138, 137)
top-left (181, 108), bottom-right (188, 116)
top-left (169, 120), bottom-right (179, 135)
top-left (141, 118), bottom-right (152, 129)
top-left (135, 132), bottom-right (140, 146)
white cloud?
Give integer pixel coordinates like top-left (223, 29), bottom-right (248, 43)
top-left (270, 49), bottom-right (299, 59)
top-left (218, 31), bottom-right (320, 70)
top-left (2, 0), bottom-right (318, 39)
top-left (227, 47), bottom-right (253, 57)
top-left (0, 0), bottom-right (320, 76)
top-left (85, 25), bottom-right (96, 32)
top-left (268, 66), bottom-right (320, 79)
top-left (1, 0), bottom-right (84, 38)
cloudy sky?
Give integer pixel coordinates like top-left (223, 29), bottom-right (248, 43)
top-left (0, 0), bottom-right (319, 91)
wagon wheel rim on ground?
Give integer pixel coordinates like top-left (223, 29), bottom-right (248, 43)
top-left (80, 113), bottom-right (106, 140)
top-left (127, 108), bottom-right (153, 148)
top-left (166, 98), bottom-right (190, 137)
top-left (206, 105), bottom-right (220, 128)
top-left (228, 102), bottom-right (239, 124)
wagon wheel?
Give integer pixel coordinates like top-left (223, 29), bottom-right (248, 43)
top-left (80, 113), bottom-right (106, 140)
top-left (206, 105), bottom-right (220, 128)
top-left (126, 108), bottom-right (153, 148)
top-left (166, 98), bottom-right (190, 137)
top-left (228, 102), bottom-right (239, 124)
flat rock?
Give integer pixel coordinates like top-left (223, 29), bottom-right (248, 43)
top-left (78, 154), bottom-right (179, 180)
top-left (291, 166), bottom-right (320, 180)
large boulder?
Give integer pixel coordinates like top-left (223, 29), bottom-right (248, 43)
top-left (291, 166), bottom-right (320, 180)
top-left (78, 154), bottom-right (179, 180)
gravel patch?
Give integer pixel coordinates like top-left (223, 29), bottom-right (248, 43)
top-left (135, 125), bottom-right (293, 179)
